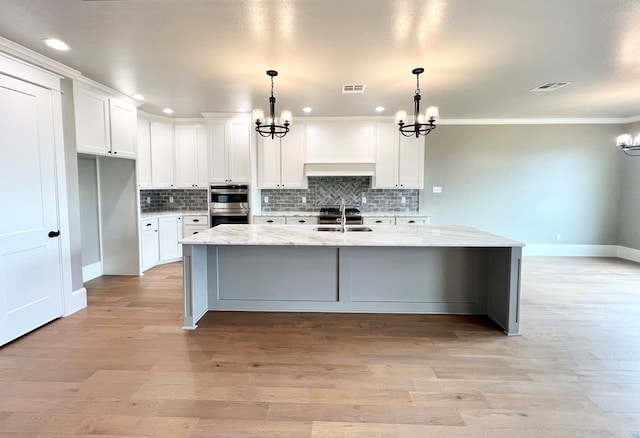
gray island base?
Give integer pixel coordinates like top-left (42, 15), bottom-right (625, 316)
top-left (180, 224), bottom-right (525, 335)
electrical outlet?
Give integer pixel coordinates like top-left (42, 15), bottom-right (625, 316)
top-left (361, 196), bottom-right (367, 204)
top-left (302, 196), bottom-right (306, 204)
top-left (433, 186), bottom-right (442, 193)
top-left (146, 197), bottom-right (150, 204)
top-left (556, 233), bottom-right (562, 241)
top-left (264, 196), bottom-right (269, 203)
top-left (169, 196), bottom-right (174, 203)
top-left (401, 196), bottom-right (406, 204)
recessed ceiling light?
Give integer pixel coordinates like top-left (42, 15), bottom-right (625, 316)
top-left (163, 108), bottom-right (174, 114)
top-left (43, 38), bottom-right (70, 51)
top-left (131, 94), bottom-right (145, 101)
top-left (375, 106), bottom-right (385, 112)
top-left (236, 107), bottom-right (247, 113)
top-left (303, 107), bottom-right (312, 113)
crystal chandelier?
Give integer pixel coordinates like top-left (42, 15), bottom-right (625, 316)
top-left (395, 67), bottom-right (439, 138)
top-left (252, 70), bottom-right (291, 139)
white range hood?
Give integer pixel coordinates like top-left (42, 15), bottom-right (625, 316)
top-left (304, 162), bottom-right (375, 176)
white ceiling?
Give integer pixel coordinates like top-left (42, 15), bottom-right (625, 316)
top-left (1, 0), bottom-right (640, 120)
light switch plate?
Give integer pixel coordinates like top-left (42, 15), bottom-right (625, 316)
top-left (361, 196), bottom-right (366, 204)
top-left (302, 196), bottom-right (306, 204)
top-left (264, 196), bottom-right (269, 203)
top-left (169, 196), bottom-right (174, 203)
top-left (433, 186), bottom-right (442, 193)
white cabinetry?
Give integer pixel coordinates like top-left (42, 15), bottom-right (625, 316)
top-left (373, 123), bottom-right (424, 189)
top-left (396, 216), bottom-right (429, 225)
top-left (137, 118), bottom-right (152, 188)
top-left (363, 217), bottom-right (396, 225)
top-left (253, 216), bottom-right (286, 225)
top-left (140, 218), bottom-right (159, 271)
top-left (158, 216), bottom-right (183, 260)
top-left (208, 117), bottom-right (251, 183)
top-left (74, 82), bottom-right (137, 159)
top-left (150, 122), bottom-right (175, 188)
top-left (183, 214), bottom-right (209, 236)
top-left (285, 216), bottom-right (317, 225)
top-left (258, 124), bottom-right (306, 188)
top-left (175, 124), bottom-right (208, 188)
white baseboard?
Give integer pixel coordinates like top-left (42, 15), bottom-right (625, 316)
top-left (82, 261), bottom-right (103, 282)
top-left (524, 244), bottom-right (640, 263)
top-left (617, 246), bottom-right (640, 263)
top-left (63, 286), bottom-right (87, 317)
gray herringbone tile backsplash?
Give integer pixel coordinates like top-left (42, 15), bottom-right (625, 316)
top-left (261, 177), bottom-right (419, 212)
top-left (140, 189), bottom-right (208, 212)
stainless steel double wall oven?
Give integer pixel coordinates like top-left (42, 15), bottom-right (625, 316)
top-left (209, 185), bottom-right (250, 226)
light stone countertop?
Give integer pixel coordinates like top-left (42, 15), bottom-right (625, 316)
top-left (255, 211), bottom-right (429, 217)
top-left (140, 210), bottom-right (209, 220)
top-left (180, 224), bottom-right (524, 248)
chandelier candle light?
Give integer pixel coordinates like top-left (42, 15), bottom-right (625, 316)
top-left (253, 70), bottom-right (291, 139)
top-left (396, 67), bottom-right (439, 137)
top-left (616, 133), bottom-right (640, 156)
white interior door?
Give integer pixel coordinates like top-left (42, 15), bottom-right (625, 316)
top-left (0, 74), bottom-right (63, 347)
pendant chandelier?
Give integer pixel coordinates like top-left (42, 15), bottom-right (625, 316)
top-left (252, 70), bottom-right (291, 139)
top-left (616, 133), bottom-right (640, 156)
top-left (395, 67), bottom-right (439, 138)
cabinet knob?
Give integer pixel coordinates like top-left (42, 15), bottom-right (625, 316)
top-left (267, 220), bottom-right (274, 223)
top-left (408, 220), bottom-right (415, 223)
top-left (193, 219), bottom-right (199, 223)
top-left (113, 151), bottom-right (118, 155)
top-left (298, 220), bottom-right (305, 223)
top-left (375, 220), bottom-right (382, 223)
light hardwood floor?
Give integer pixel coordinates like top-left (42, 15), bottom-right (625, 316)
top-left (1, 257), bottom-right (639, 437)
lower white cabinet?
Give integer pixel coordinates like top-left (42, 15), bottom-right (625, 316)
top-left (158, 216), bottom-right (183, 260)
top-left (141, 214), bottom-right (190, 272)
top-left (363, 216), bottom-right (395, 225)
top-left (285, 216), bottom-right (317, 225)
top-left (140, 219), bottom-right (159, 271)
top-left (396, 216), bottom-right (429, 225)
top-left (253, 216), bottom-right (286, 225)
top-left (183, 214), bottom-right (209, 236)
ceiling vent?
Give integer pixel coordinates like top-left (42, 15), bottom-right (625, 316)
top-left (530, 82), bottom-right (571, 92)
top-left (342, 84), bottom-right (366, 94)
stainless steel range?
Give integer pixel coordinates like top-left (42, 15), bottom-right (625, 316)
top-left (318, 206), bottom-right (363, 225)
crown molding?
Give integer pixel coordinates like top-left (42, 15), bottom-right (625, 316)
top-left (0, 36), bottom-right (80, 78)
top-left (621, 115), bottom-right (640, 124)
top-left (437, 117), bottom-right (631, 125)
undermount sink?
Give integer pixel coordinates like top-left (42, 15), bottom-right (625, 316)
top-left (312, 226), bottom-right (373, 232)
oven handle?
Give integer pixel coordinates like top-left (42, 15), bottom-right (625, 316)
top-left (210, 212), bottom-right (250, 217)
top-left (210, 189), bottom-right (249, 195)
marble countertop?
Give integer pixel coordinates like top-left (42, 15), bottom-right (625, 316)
top-left (256, 211), bottom-right (430, 217)
top-left (180, 224), bottom-right (524, 248)
top-left (140, 210), bottom-right (209, 219)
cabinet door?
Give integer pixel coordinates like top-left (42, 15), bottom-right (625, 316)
top-left (398, 135), bottom-right (425, 189)
top-left (136, 119), bottom-right (152, 188)
top-left (158, 216), bottom-right (182, 260)
top-left (208, 121), bottom-right (227, 183)
top-left (257, 135), bottom-right (281, 188)
top-left (150, 122), bottom-right (175, 188)
top-left (195, 125), bottom-right (209, 187)
top-left (75, 86), bottom-right (111, 155)
top-left (280, 124), bottom-right (306, 188)
top-left (174, 125), bottom-right (197, 188)
top-left (228, 119), bottom-right (251, 183)
top-left (140, 226), bottom-right (159, 271)
top-left (108, 98), bottom-right (137, 159)
top-left (372, 123), bottom-right (399, 188)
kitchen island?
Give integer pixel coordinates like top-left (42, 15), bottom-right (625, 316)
top-left (180, 224), bottom-right (524, 335)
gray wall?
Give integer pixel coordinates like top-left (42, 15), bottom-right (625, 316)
top-left (78, 156), bottom-right (101, 266)
top-left (420, 124), bottom-right (622, 244)
top-left (617, 120), bottom-right (640, 249)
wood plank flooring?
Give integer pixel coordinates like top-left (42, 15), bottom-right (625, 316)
top-left (1, 257), bottom-right (639, 437)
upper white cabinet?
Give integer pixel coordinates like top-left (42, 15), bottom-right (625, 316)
top-left (175, 124), bottom-right (208, 188)
top-left (373, 123), bottom-right (424, 189)
top-left (74, 82), bottom-right (137, 159)
top-left (137, 118), bottom-right (152, 188)
top-left (208, 117), bottom-right (251, 184)
top-left (150, 122), bottom-right (175, 188)
top-left (258, 123), bottom-right (306, 189)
